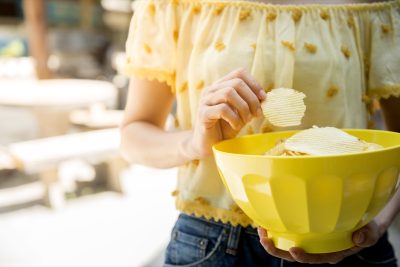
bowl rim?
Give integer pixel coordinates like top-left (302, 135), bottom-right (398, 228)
top-left (212, 128), bottom-right (400, 159)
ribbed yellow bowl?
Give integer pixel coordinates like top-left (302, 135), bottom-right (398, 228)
top-left (213, 129), bottom-right (400, 253)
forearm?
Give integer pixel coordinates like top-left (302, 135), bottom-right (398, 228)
top-left (377, 97), bottom-right (400, 229)
top-left (376, 188), bottom-right (400, 231)
top-left (120, 121), bottom-right (196, 169)
top-left (343, 94), bottom-right (399, 229)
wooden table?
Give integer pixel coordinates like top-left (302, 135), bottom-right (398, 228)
top-left (0, 79), bottom-right (118, 137)
top-left (9, 128), bottom-right (126, 208)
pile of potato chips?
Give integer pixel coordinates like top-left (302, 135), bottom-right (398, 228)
top-left (264, 126), bottom-right (383, 156)
top-left (260, 89), bottom-right (382, 156)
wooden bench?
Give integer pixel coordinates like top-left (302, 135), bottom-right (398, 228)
top-left (8, 128), bottom-right (127, 208)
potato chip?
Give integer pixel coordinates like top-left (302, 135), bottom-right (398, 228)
top-left (363, 142), bottom-right (383, 151)
top-left (264, 139), bottom-right (286, 156)
top-left (264, 127), bottom-right (383, 156)
top-left (284, 126), bottom-right (381, 155)
top-left (261, 88), bottom-right (306, 127)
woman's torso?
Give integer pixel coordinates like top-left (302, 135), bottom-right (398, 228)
top-left (126, 0), bottom-right (400, 226)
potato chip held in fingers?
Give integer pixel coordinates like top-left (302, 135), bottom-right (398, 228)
top-left (261, 88), bottom-right (306, 127)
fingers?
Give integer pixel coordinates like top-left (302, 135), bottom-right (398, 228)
top-left (222, 79), bottom-right (262, 117)
top-left (220, 120), bottom-right (240, 139)
top-left (216, 68), bottom-right (266, 101)
top-left (201, 103), bottom-right (242, 130)
top-left (197, 68), bottom-right (265, 134)
top-left (257, 228), bottom-right (295, 262)
top-left (205, 71), bottom-right (265, 118)
top-left (204, 87), bottom-right (252, 123)
top-left (289, 246), bottom-right (361, 264)
top-left (258, 221), bottom-right (383, 265)
top-left (258, 227), bottom-right (364, 264)
top-left (352, 220), bottom-right (381, 248)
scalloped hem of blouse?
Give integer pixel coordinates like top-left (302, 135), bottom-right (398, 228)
top-left (369, 85), bottom-right (400, 100)
top-left (123, 65), bottom-right (176, 93)
top-left (176, 199), bottom-right (257, 228)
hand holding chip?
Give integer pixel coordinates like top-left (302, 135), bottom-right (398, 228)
top-left (187, 68), bottom-right (266, 159)
top-left (186, 69), bottom-right (309, 159)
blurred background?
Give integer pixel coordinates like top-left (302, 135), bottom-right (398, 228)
top-left (0, 0), bottom-right (398, 266)
top-left (0, 0), bottom-right (177, 266)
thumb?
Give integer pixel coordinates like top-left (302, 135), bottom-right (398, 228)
top-left (353, 221), bottom-right (380, 248)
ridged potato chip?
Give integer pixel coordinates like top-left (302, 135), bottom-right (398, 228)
top-left (363, 142), bottom-right (384, 151)
top-left (264, 139), bottom-right (286, 156)
top-left (261, 88), bottom-right (306, 127)
top-left (284, 127), bottom-right (382, 156)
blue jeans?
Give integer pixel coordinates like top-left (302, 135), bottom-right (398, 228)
top-left (164, 213), bottom-right (398, 267)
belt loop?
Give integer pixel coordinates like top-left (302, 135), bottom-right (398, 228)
top-left (226, 225), bottom-right (242, 256)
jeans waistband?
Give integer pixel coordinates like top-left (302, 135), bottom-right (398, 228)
top-left (179, 213), bottom-right (258, 255)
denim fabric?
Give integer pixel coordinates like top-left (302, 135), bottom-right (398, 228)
top-left (164, 213), bottom-right (398, 267)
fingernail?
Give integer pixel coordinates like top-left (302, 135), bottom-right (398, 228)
top-left (257, 108), bottom-right (263, 117)
top-left (257, 227), bottom-right (264, 236)
top-left (291, 250), bottom-right (300, 256)
top-left (356, 232), bottom-right (365, 244)
top-left (259, 90), bottom-right (266, 99)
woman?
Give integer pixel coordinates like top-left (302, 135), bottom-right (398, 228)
top-left (121, 0), bottom-right (400, 265)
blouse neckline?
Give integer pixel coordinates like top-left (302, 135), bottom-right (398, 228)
top-left (151, 0), bottom-right (399, 11)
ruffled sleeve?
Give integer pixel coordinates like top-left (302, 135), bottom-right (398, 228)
top-left (367, 7), bottom-right (400, 99)
top-left (124, 0), bottom-right (177, 91)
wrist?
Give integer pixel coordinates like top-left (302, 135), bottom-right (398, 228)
top-left (375, 208), bottom-right (398, 235)
top-left (178, 130), bottom-right (199, 161)
top-left (376, 189), bottom-right (400, 233)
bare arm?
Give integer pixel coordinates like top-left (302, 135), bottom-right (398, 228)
top-left (120, 77), bottom-right (196, 169)
top-left (377, 96), bottom-right (400, 234)
top-left (120, 69), bottom-right (265, 169)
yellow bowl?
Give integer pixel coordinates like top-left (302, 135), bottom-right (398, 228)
top-left (213, 129), bottom-right (400, 253)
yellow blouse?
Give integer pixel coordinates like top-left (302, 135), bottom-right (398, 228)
top-left (124, 0), bottom-right (400, 227)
